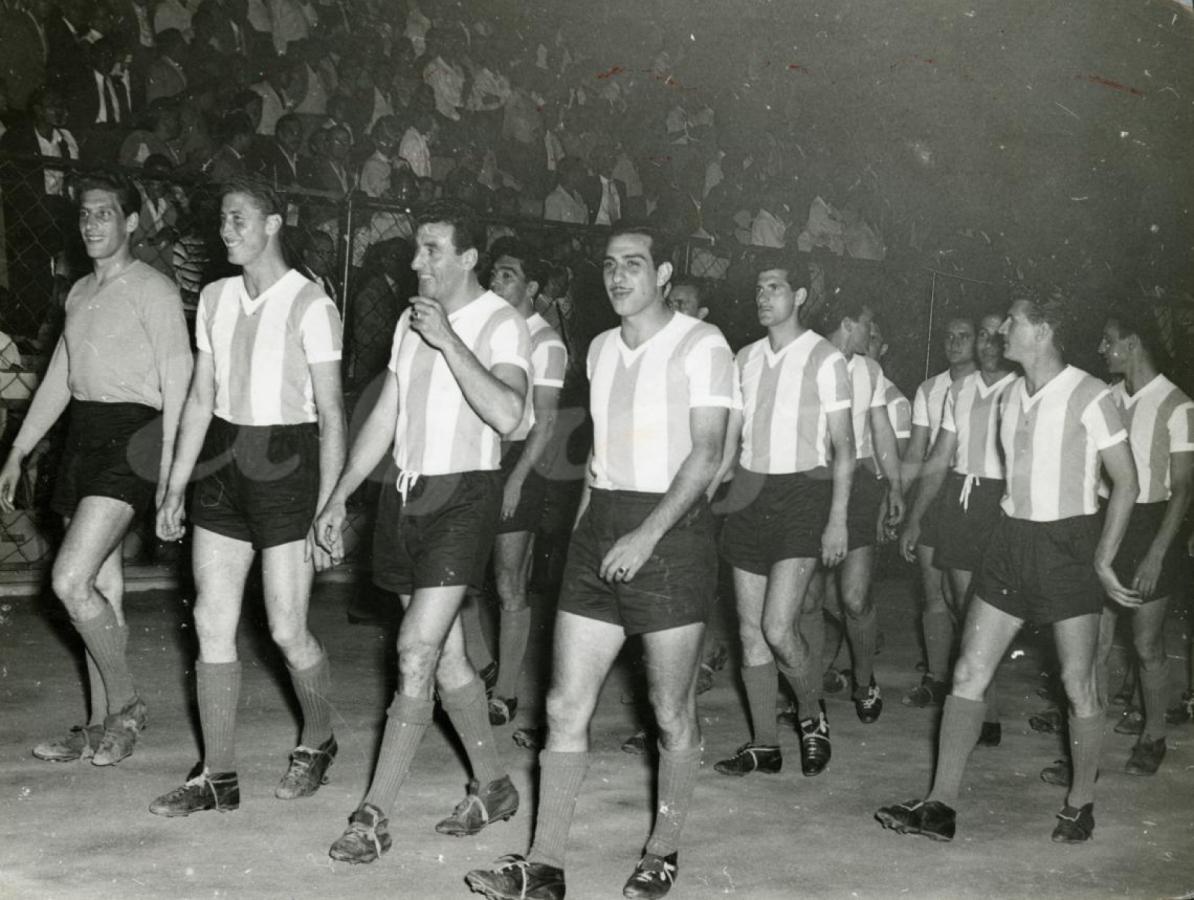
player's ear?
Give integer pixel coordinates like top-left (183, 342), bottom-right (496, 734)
top-left (462, 246), bottom-right (479, 271)
top-left (697, 306), bottom-right (709, 321)
top-left (656, 261), bottom-right (673, 289)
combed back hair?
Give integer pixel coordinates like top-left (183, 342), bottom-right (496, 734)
top-left (819, 291), bottom-right (873, 335)
top-left (415, 199), bottom-right (484, 255)
top-left (219, 176), bottom-right (285, 218)
top-left (757, 253), bottom-right (808, 290)
top-left (607, 221), bottom-right (676, 271)
top-left (1017, 285), bottom-right (1073, 356)
top-left (1107, 303), bottom-right (1169, 368)
top-left (488, 236), bottom-right (547, 288)
top-left (74, 172), bottom-right (141, 218)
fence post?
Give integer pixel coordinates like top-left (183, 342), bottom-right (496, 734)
top-left (338, 192), bottom-right (356, 382)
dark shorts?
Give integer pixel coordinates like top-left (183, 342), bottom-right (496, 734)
top-left (933, 473), bottom-right (1005, 573)
top-left (371, 467), bottom-right (502, 596)
top-left (918, 491), bottom-right (942, 549)
top-left (720, 469), bottom-right (833, 573)
top-left (557, 489), bottom-right (717, 636)
top-left (846, 464), bottom-right (886, 551)
top-left (51, 400), bottom-right (161, 518)
top-left (189, 416), bottom-right (319, 550)
top-left (496, 440), bottom-right (548, 535)
top-left (1111, 501), bottom-right (1188, 602)
top-left (976, 513), bottom-right (1103, 625)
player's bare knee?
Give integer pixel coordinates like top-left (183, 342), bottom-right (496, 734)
top-left (397, 639), bottom-right (440, 689)
top-left (544, 687), bottom-right (589, 739)
top-left (51, 562), bottom-right (95, 612)
top-left (950, 655), bottom-right (992, 699)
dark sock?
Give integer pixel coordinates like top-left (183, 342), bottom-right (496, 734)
top-left (645, 742), bottom-right (702, 857)
top-left (1067, 712), bottom-right (1104, 808)
top-left (288, 652), bottom-right (333, 747)
top-left (363, 693), bottom-right (434, 815)
top-left (85, 648), bottom-right (107, 726)
top-left (927, 694), bottom-right (986, 806)
top-left (528, 750), bottom-right (589, 870)
top-left (984, 677), bottom-right (1000, 723)
top-left (494, 607), bottom-right (531, 700)
top-left (1140, 657), bottom-right (1170, 740)
top-left (741, 662), bottom-right (779, 745)
top-left (845, 606), bottom-right (878, 696)
top-left (441, 677), bottom-right (503, 785)
top-left (197, 661), bottom-right (241, 773)
top-left (461, 592), bottom-right (494, 671)
top-left (73, 607), bottom-right (135, 713)
top-left (923, 608), bottom-right (954, 680)
top-left (795, 607), bottom-right (825, 710)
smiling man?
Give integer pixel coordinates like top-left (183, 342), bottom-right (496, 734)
top-left (467, 223), bottom-right (734, 900)
top-left (149, 177), bottom-right (346, 817)
top-left (316, 200), bottom-right (531, 864)
top-left (0, 172), bottom-right (191, 768)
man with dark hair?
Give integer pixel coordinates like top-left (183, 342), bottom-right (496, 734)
top-left (877, 293), bottom-right (1138, 844)
top-left (316, 199), bottom-right (531, 864)
top-left (0, 171), bottom-right (191, 767)
top-left (666, 276), bottom-right (710, 321)
top-left (149, 176), bottom-right (346, 817)
top-left (467, 222), bottom-right (733, 899)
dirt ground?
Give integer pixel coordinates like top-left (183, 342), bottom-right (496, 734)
top-left (1, 570), bottom-right (1192, 900)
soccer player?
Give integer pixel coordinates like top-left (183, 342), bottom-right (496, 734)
top-left (899, 312), bottom-right (1016, 746)
top-left (876, 292), bottom-right (1138, 844)
top-left (901, 318), bottom-right (976, 708)
top-left (484, 237), bottom-right (567, 726)
top-left (1089, 307), bottom-right (1191, 774)
top-left (317, 200), bottom-right (531, 863)
top-left (713, 261), bottom-right (853, 779)
top-left (466, 224), bottom-right (734, 900)
top-left (149, 178), bottom-right (346, 816)
top-left (0, 172), bottom-right (191, 767)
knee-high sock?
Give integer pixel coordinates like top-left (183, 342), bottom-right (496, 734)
top-left (741, 662), bottom-right (779, 745)
top-left (288, 652), bottom-right (333, 747)
top-left (844, 605), bottom-right (879, 695)
top-left (923, 607), bottom-right (954, 681)
top-left (645, 742), bottom-right (702, 858)
top-left (197, 661), bottom-right (242, 773)
top-left (528, 750), bottom-right (589, 870)
top-left (795, 607), bottom-right (825, 710)
top-left (494, 607), bottom-right (532, 700)
top-left (363, 693), bottom-right (434, 815)
top-left (86, 648), bottom-right (107, 726)
top-left (927, 695), bottom-right (985, 806)
top-left (461, 593), bottom-right (494, 671)
top-left (73, 607), bottom-right (135, 714)
top-left (984, 676), bottom-right (1000, 723)
top-left (1140, 655), bottom-right (1170, 739)
top-left (1067, 712), bottom-right (1104, 808)
top-left (441, 678), bottom-right (503, 785)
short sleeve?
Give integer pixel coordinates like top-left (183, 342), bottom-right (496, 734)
top-left (868, 359), bottom-right (886, 409)
top-left (941, 384), bottom-right (959, 434)
top-left (532, 334), bottom-right (567, 388)
top-left (194, 285), bottom-right (215, 355)
top-left (684, 331), bottom-right (734, 408)
top-left (299, 295), bottom-right (343, 364)
top-left (887, 387), bottom-right (912, 440)
top-left (912, 382), bottom-right (930, 428)
top-left (1083, 389), bottom-right (1127, 451)
top-left (488, 312), bottom-right (532, 374)
top-left (817, 351), bottom-right (852, 414)
top-left (1169, 401), bottom-right (1194, 453)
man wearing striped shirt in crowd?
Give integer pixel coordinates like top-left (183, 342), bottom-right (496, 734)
top-left (899, 312), bottom-right (1016, 746)
top-left (901, 318), bottom-right (976, 709)
top-left (877, 292), bottom-right (1138, 845)
top-left (468, 224), bottom-right (734, 900)
top-left (318, 200), bottom-right (532, 864)
top-left (151, 178), bottom-right (347, 816)
top-left (713, 260), bottom-right (854, 781)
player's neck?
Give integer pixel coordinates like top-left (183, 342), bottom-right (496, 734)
top-left (93, 247), bottom-right (135, 286)
top-left (979, 365), bottom-right (1010, 386)
top-left (949, 360), bottom-right (976, 380)
top-left (438, 278), bottom-right (484, 316)
top-left (829, 331), bottom-right (852, 359)
top-left (768, 319), bottom-right (802, 351)
top-left (1122, 359), bottom-right (1158, 395)
top-left (241, 251), bottom-right (290, 299)
top-left (620, 302), bottom-right (672, 349)
top-left (514, 294), bottom-right (536, 320)
top-left (1021, 352), bottom-right (1065, 394)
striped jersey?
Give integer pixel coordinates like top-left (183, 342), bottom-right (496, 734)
top-left (1108, 374), bottom-right (1194, 504)
top-left (999, 365), bottom-right (1126, 522)
top-left (912, 370), bottom-right (954, 445)
top-left (846, 354), bottom-right (887, 461)
top-left (941, 370), bottom-right (1016, 478)
top-left (196, 270), bottom-right (342, 425)
top-left (882, 375), bottom-right (912, 441)
top-left (507, 312), bottom-right (568, 442)
top-left (389, 290), bottom-right (531, 475)
top-left (588, 313), bottom-right (734, 493)
top-left (736, 329), bottom-right (851, 474)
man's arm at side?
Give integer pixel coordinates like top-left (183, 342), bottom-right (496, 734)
top-left (1136, 450), bottom-right (1193, 598)
top-left (821, 407), bottom-right (855, 565)
top-left (156, 351), bottom-right (216, 540)
top-left (1096, 439), bottom-right (1141, 607)
top-left (899, 430), bottom-right (957, 562)
top-left (705, 407), bottom-right (742, 503)
top-left (870, 405), bottom-right (905, 525)
top-left (307, 359), bottom-right (348, 569)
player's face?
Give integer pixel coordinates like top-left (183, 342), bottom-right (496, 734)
top-left (490, 255), bottom-right (532, 306)
top-left (667, 284), bottom-right (703, 318)
top-left (867, 321), bottom-right (887, 360)
top-left (998, 300), bottom-right (1037, 364)
top-left (847, 308), bottom-right (874, 355)
top-left (413, 221), bottom-right (471, 300)
top-left (975, 314), bottom-right (1005, 372)
top-left (755, 269), bottom-right (799, 329)
top-left (944, 320), bottom-right (976, 366)
top-left (1098, 320), bottom-right (1130, 376)
top-left (220, 192), bottom-right (277, 267)
top-left (78, 189), bottom-right (135, 262)
top-left (603, 232), bottom-right (669, 320)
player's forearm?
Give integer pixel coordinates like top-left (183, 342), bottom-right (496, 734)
top-left (635, 443), bottom-right (720, 543)
top-left (829, 451), bottom-right (853, 525)
top-left (164, 393), bottom-right (213, 494)
top-left (1148, 479), bottom-right (1192, 561)
top-left (316, 409), bottom-right (348, 509)
top-left (1095, 477), bottom-right (1139, 570)
top-left (871, 412), bottom-right (903, 493)
top-left (329, 403), bottom-right (395, 505)
top-left (510, 412), bottom-right (557, 483)
top-left (12, 342), bottom-right (70, 454)
top-left (441, 336), bottom-right (524, 435)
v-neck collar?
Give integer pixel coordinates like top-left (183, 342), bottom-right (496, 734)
top-left (239, 269), bottom-right (300, 316)
top-left (1121, 373), bottom-right (1164, 408)
top-left (1019, 364), bottom-right (1074, 411)
top-left (616, 311), bottom-right (678, 364)
top-left (764, 328), bottom-right (814, 365)
top-left (976, 371), bottom-right (1015, 399)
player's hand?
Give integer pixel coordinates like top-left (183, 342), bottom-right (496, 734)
top-left (306, 527), bottom-right (336, 572)
top-left (409, 296), bottom-right (454, 351)
top-left (821, 519), bottom-right (848, 568)
top-left (899, 519), bottom-right (921, 564)
top-left (156, 488), bottom-right (186, 542)
top-left (314, 499), bottom-right (347, 563)
top-left (501, 475), bottom-right (524, 521)
top-left (599, 527), bottom-right (658, 583)
top-left (0, 454), bottom-right (22, 514)
top-left (1131, 549), bottom-right (1165, 601)
top-left (885, 487), bottom-right (905, 529)
top-left (1096, 562), bottom-right (1142, 609)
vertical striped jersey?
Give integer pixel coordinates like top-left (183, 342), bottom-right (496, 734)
top-left (507, 312), bottom-right (568, 442)
top-left (196, 270), bottom-right (342, 425)
top-left (882, 375), bottom-right (912, 441)
top-left (941, 370), bottom-right (1016, 478)
top-left (736, 329), bottom-right (851, 474)
top-left (1108, 374), bottom-right (1194, 504)
top-left (388, 290), bottom-right (532, 475)
top-left (999, 366), bottom-right (1126, 521)
top-left (588, 313), bottom-right (735, 493)
top-left (846, 353), bottom-right (887, 461)
top-left (912, 370), bottom-right (954, 445)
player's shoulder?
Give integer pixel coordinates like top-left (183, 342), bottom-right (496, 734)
top-left (1066, 366), bottom-right (1114, 405)
top-left (528, 312), bottom-right (564, 347)
top-left (126, 260), bottom-right (180, 298)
